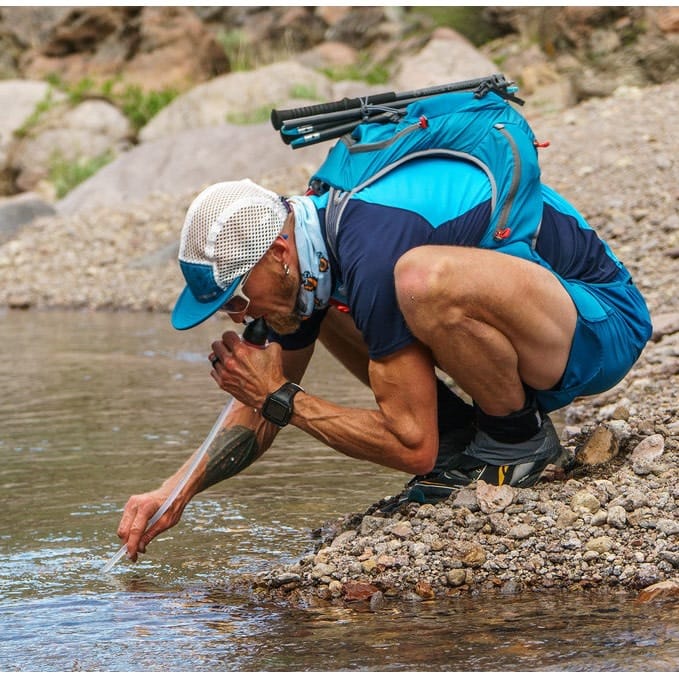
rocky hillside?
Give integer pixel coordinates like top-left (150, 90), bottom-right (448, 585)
top-left (0, 6), bottom-right (677, 202)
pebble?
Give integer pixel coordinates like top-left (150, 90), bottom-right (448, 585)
top-left (607, 505), bottom-right (627, 528)
top-left (571, 491), bottom-right (601, 514)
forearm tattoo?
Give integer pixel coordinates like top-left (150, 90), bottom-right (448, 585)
top-left (197, 425), bottom-right (260, 492)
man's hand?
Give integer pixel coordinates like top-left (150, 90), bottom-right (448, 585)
top-left (116, 489), bottom-right (187, 561)
top-left (210, 330), bottom-right (286, 408)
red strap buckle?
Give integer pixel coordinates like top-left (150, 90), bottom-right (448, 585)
top-left (329, 299), bottom-right (351, 313)
top-left (534, 140), bottom-right (550, 148)
top-left (419, 115), bottom-right (429, 129)
top-left (494, 227), bottom-right (511, 240)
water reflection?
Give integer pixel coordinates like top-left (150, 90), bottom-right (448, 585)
top-left (0, 310), bottom-right (677, 671)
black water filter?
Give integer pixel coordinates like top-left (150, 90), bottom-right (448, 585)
top-left (241, 317), bottom-right (268, 347)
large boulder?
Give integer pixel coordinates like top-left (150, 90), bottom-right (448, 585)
top-left (392, 28), bottom-right (499, 90)
top-left (16, 6), bottom-right (228, 92)
top-left (56, 122), bottom-right (329, 216)
top-left (0, 80), bottom-right (65, 193)
top-left (139, 60), bottom-right (335, 142)
top-left (9, 99), bottom-right (132, 194)
top-left (0, 192), bottom-right (56, 245)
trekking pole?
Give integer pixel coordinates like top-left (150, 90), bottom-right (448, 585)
top-left (271, 73), bottom-right (522, 149)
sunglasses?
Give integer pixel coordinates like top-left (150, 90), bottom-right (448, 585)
top-left (221, 270), bottom-right (252, 315)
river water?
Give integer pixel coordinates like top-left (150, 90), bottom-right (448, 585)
top-left (1, 309), bottom-right (677, 671)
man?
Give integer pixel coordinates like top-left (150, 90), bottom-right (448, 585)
top-left (117, 165), bottom-right (651, 560)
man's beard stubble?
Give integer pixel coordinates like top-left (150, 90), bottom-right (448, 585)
top-left (266, 312), bottom-right (302, 335)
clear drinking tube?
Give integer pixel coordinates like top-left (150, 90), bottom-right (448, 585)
top-left (101, 398), bottom-right (236, 573)
top-left (101, 318), bottom-right (268, 573)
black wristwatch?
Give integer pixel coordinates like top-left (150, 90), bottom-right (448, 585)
top-left (262, 382), bottom-right (304, 427)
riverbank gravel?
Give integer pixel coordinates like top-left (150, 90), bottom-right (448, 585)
top-left (1, 80), bottom-right (677, 601)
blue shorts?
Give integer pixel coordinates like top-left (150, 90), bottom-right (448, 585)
top-left (535, 267), bottom-right (652, 412)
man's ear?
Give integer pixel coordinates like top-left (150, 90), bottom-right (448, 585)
top-left (268, 234), bottom-right (289, 264)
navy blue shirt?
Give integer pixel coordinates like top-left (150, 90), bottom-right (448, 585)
top-left (271, 157), bottom-right (621, 359)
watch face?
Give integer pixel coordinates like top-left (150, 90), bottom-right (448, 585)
top-left (266, 400), bottom-right (289, 422)
top-left (263, 383), bottom-right (302, 426)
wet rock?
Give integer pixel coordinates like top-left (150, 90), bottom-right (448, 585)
top-left (270, 572), bottom-right (301, 587)
top-left (415, 581), bottom-right (436, 600)
top-left (633, 564), bottom-right (662, 589)
top-left (330, 530), bottom-right (357, 549)
top-left (446, 569), bottom-right (467, 587)
top-left (311, 563), bottom-right (335, 580)
top-left (636, 578), bottom-right (679, 603)
top-left (328, 580), bottom-right (343, 598)
top-left (369, 590), bottom-right (386, 611)
top-left (343, 581), bottom-right (380, 602)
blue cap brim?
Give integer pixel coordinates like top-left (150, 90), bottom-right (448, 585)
top-left (171, 277), bottom-right (241, 330)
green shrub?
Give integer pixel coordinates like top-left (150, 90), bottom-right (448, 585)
top-left (41, 75), bottom-right (177, 133)
top-left (217, 29), bottom-right (256, 71)
top-left (289, 83), bottom-right (320, 100)
top-left (118, 85), bottom-right (178, 132)
top-left (49, 150), bottom-right (115, 198)
top-left (322, 56), bottom-right (390, 85)
top-left (411, 7), bottom-right (504, 46)
top-left (14, 89), bottom-right (56, 138)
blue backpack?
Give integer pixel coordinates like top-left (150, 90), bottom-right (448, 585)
top-left (272, 75), bottom-right (546, 260)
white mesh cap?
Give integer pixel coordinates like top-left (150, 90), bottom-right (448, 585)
top-left (172, 179), bottom-right (289, 330)
top-left (180, 179), bottom-right (288, 289)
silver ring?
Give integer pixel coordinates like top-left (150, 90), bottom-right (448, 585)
top-left (210, 355), bottom-right (220, 368)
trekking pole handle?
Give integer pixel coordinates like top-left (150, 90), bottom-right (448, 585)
top-left (271, 92), bottom-right (397, 130)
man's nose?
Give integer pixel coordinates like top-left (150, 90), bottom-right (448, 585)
top-left (227, 310), bottom-right (248, 324)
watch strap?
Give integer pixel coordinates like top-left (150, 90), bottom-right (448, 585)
top-left (262, 381), bottom-right (304, 427)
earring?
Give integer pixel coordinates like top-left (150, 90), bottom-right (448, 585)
top-left (283, 263), bottom-right (290, 276)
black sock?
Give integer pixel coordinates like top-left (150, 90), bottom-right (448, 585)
top-left (474, 394), bottom-right (542, 444)
top-left (436, 379), bottom-right (475, 432)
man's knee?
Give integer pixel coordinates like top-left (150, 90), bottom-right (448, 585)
top-left (394, 246), bottom-right (467, 329)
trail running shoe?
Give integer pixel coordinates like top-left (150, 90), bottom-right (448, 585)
top-left (407, 415), bottom-right (573, 505)
top-left (371, 424), bottom-right (475, 516)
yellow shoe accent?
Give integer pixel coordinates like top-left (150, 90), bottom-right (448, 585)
top-left (498, 465), bottom-right (509, 485)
